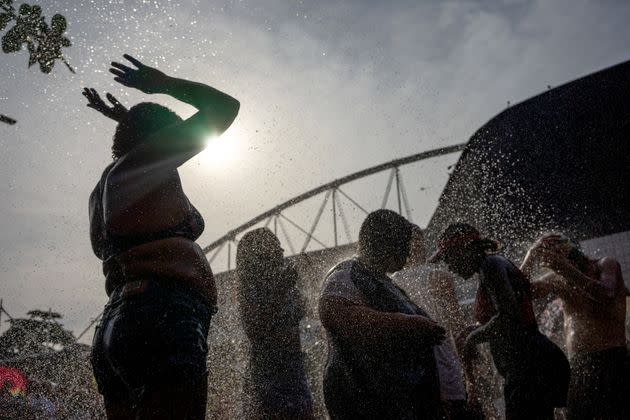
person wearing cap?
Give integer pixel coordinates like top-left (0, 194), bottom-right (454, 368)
top-left (522, 234), bottom-right (629, 420)
top-left (318, 209), bottom-right (446, 419)
top-left (430, 223), bottom-right (569, 420)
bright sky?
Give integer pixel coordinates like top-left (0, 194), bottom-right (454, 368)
top-left (1, 0), bottom-right (630, 340)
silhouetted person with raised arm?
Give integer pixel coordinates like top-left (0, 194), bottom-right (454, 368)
top-left (430, 223), bottom-right (569, 420)
top-left (86, 54), bottom-right (239, 419)
top-left (236, 228), bottom-right (314, 420)
top-left (523, 234), bottom-right (629, 420)
top-left (319, 209), bottom-right (445, 420)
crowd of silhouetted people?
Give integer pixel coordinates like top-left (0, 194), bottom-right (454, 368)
top-left (82, 55), bottom-right (629, 419)
top-left (317, 210), bottom-right (628, 420)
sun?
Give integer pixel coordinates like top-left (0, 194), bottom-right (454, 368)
top-left (197, 125), bottom-right (240, 168)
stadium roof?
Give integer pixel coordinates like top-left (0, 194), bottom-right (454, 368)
top-left (427, 59), bottom-right (630, 249)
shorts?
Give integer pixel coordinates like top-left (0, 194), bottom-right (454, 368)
top-left (566, 346), bottom-right (630, 420)
top-left (501, 331), bottom-right (570, 420)
top-left (91, 278), bottom-right (214, 408)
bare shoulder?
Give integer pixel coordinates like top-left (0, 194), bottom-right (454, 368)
top-left (597, 256), bottom-right (622, 283)
top-left (320, 260), bottom-right (363, 305)
top-left (599, 257), bottom-right (629, 290)
top-left (598, 256), bottom-right (619, 270)
top-left (594, 256), bottom-right (626, 296)
top-left (537, 271), bottom-right (564, 283)
top-left (323, 260), bottom-right (354, 286)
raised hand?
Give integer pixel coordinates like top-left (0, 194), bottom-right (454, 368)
top-left (521, 233), bottom-right (563, 275)
top-left (528, 234), bottom-right (561, 258)
top-left (109, 54), bottom-right (167, 94)
top-left (539, 249), bottom-right (573, 274)
top-left (82, 88), bottom-right (128, 122)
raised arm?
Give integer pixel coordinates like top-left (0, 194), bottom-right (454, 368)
top-left (100, 55), bottom-right (240, 231)
top-left (531, 272), bottom-right (570, 300)
top-left (544, 254), bottom-right (619, 303)
top-left (465, 257), bottom-right (519, 348)
top-left (109, 54), bottom-right (240, 171)
top-left (520, 233), bottom-right (562, 278)
top-left (82, 88), bottom-right (128, 122)
top-left (520, 234), bottom-right (616, 304)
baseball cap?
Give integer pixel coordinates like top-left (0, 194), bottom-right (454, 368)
top-left (428, 223), bottom-right (481, 263)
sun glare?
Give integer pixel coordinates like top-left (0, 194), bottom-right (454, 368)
top-left (197, 126), bottom-right (240, 168)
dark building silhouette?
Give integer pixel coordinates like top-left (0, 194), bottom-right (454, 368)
top-left (427, 60), bottom-right (630, 261)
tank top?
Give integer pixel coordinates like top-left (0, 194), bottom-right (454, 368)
top-left (89, 162), bottom-right (214, 303)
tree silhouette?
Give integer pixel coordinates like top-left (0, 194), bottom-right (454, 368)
top-left (0, 309), bottom-right (76, 359)
top-left (1, 0), bottom-right (73, 124)
top-left (0, 114), bottom-right (16, 124)
top-left (1, 0), bottom-right (73, 73)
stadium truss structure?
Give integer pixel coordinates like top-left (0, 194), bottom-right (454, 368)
top-left (203, 143), bottom-right (466, 271)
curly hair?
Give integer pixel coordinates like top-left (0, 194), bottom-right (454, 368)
top-left (236, 228), bottom-right (284, 278)
top-left (236, 228), bottom-right (291, 329)
top-left (112, 102), bottom-right (182, 159)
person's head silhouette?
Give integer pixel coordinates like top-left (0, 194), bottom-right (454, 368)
top-left (112, 102), bottom-right (182, 159)
top-left (357, 209), bottom-right (413, 274)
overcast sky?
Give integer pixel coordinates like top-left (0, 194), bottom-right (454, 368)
top-left (1, 0), bottom-right (629, 341)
